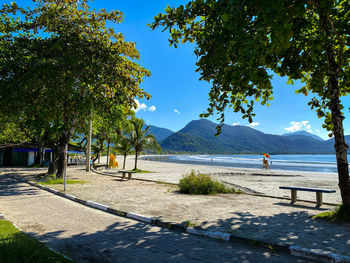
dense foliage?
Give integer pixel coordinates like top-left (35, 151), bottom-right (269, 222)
top-left (0, 0), bottom-right (150, 176)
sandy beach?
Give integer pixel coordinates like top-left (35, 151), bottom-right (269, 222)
top-left (106, 155), bottom-right (341, 204)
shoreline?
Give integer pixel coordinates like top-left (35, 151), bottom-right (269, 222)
top-left (140, 154), bottom-right (339, 175)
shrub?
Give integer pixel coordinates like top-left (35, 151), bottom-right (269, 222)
top-left (179, 170), bottom-right (236, 195)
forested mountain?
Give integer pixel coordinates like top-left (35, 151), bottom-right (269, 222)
top-left (283, 130), bottom-right (324, 141)
top-left (148, 125), bottom-right (173, 142)
top-left (159, 119), bottom-right (348, 154)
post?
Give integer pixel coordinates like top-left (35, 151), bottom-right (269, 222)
top-left (86, 118), bottom-right (92, 172)
top-left (291, 190), bottom-right (297, 204)
top-left (316, 192), bottom-right (323, 207)
top-left (64, 144), bottom-right (68, 191)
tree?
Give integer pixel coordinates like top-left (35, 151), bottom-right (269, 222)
top-left (90, 110), bottom-right (130, 166)
top-left (0, 0), bottom-right (150, 177)
top-left (127, 119), bottom-right (160, 170)
top-left (0, 117), bottom-right (27, 148)
top-left (151, 0), bottom-right (350, 206)
top-left (114, 137), bottom-right (132, 169)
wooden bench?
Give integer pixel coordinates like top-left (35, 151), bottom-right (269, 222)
top-left (118, 170), bottom-right (137, 180)
top-left (279, 186), bottom-right (336, 207)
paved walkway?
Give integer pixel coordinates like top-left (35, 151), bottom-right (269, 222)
top-left (0, 176), bottom-right (307, 262)
top-left (25, 166), bottom-right (349, 258)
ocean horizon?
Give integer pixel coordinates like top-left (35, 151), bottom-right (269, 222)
top-left (147, 154), bottom-right (348, 174)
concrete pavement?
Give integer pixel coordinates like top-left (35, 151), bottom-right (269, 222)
top-left (0, 176), bottom-right (308, 262)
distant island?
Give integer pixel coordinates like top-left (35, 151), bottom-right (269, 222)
top-left (148, 119), bottom-right (349, 154)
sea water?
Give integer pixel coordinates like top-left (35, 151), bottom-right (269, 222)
top-left (165, 154), bottom-right (348, 173)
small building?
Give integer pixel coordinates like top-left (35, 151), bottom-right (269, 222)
top-left (0, 143), bottom-right (84, 167)
top-left (0, 143), bottom-right (53, 167)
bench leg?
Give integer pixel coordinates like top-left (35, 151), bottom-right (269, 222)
top-left (122, 172), bottom-right (126, 179)
top-left (316, 192), bottom-right (323, 207)
top-left (291, 190), bottom-right (297, 204)
top-left (128, 173), bottom-right (132, 180)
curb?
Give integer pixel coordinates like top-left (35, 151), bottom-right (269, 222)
top-left (6, 173), bottom-right (350, 263)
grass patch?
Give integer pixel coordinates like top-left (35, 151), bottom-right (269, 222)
top-left (36, 174), bottom-right (86, 185)
top-left (185, 220), bottom-right (196, 228)
top-left (40, 178), bottom-right (86, 185)
top-left (313, 204), bottom-right (350, 223)
top-left (156, 181), bottom-right (177, 186)
top-left (0, 220), bottom-right (74, 263)
top-left (179, 170), bottom-right (239, 195)
top-left (28, 164), bottom-right (45, 168)
top-left (131, 169), bottom-right (154, 173)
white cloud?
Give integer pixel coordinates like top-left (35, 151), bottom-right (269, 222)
top-left (233, 122), bottom-right (241, 126)
top-left (148, 105), bottom-right (156, 112)
top-left (133, 99), bottom-right (147, 112)
top-left (247, 122), bottom-right (260, 127)
top-left (315, 129), bottom-right (320, 133)
top-left (133, 99), bottom-right (156, 113)
top-left (174, 109), bottom-right (181, 114)
top-left (284, 120), bottom-right (312, 132)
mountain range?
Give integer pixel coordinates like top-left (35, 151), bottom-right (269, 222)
top-left (148, 125), bottom-right (173, 142)
top-left (282, 130), bottom-right (324, 141)
top-left (147, 119), bottom-right (349, 154)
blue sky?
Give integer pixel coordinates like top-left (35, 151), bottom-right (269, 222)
top-left (4, 0), bottom-right (350, 139)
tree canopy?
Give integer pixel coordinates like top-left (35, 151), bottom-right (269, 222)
top-left (0, 0), bottom-right (150, 176)
top-left (151, 0), bottom-right (350, 206)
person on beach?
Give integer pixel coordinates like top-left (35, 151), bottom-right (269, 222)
top-left (90, 156), bottom-right (94, 169)
top-left (262, 157), bottom-right (270, 170)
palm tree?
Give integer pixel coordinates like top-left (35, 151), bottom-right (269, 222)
top-left (127, 119), bottom-right (160, 170)
top-left (91, 136), bottom-right (104, 163)
top-left (114, 137), bottom-right (132, 169)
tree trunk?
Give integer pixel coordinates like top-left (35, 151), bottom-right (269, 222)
top-left (56, 142), bottom-right (68, 178)
top-left (106, 141), bottom-right (110, 165)
top-left (56, 129), bottom-right (73, 178)
top-left (47, 145), bottom-right (58, 175)
top-left (34, 146), bottom-right (44, 166)
top-left (123, 154), bottom-right (126, 169)
top-left (330, 100), bottom-right (350, 206)
top-left (320, 11), bottom-right (350, 206)
top-left (134, 151), bottom-right (138, 170)
top-left (48, 159), bottom-right (58, 175)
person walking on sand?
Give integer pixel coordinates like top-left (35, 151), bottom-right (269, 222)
top-left (262, 157), bottom-right (270, 170)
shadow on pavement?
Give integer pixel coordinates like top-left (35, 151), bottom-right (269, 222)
top-left (0, 176), bottom-right (39, 197)
top-left (206, 209), bottom-right (350, 257)
top-left (29, 220), bottom-right (308, 263)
